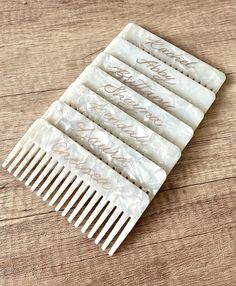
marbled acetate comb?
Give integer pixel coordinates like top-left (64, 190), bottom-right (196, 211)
top-left (2, 23), bottom-right (225, 255)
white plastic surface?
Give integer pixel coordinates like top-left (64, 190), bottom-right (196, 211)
top-left (118, 23), bottom-right (226, 93)
top-left (74, 65), bottom-right (193, 150)
top-left (92, 52), bottom-right (204, 129)
top-left (61, 84), bottom-right (181, 173)
top-left (105, 38), bottom-right (216, 113)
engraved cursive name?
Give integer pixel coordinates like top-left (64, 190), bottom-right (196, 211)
top-left (142, 39), bottom-right (197, 68)
top-left (136, 59), bottom-right (176, 85)
top-left (102, 84), bottom-right (162, 126)
top-left (68, 122), bottom-right (129, 164)
top-left (88, 101), bottom-right (150, 143)
top-left (107, 66), bottom-right (174, 110)
top-left (51, 140), bottom-right (112, 189)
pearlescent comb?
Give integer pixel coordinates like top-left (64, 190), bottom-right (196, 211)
top-left (92, 52), bottom-right (204, 130)
top-left (2, 23), bottom-right (226, 257)
top-left (43, 100), bottom-right (167, 199)
top-left (105, 37), bottom-right (216, 113)
top-left (61, 84), bottom-right (181, 174)
top-left (74, 65), bottom-right (193, 150)
top-left (2, 119), bottom-right (149, 256)
top-left (118, 23), bottom-right (226, 93)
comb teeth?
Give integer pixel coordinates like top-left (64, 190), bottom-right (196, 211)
top-left (95, 208), bottom-right (122, 244)
top-left (82, 197), bottom-right (108, 234)
top-left (62, 182), bottom-right (89, 217)
top-left (74, 192), bottom-right (102, 228)
top-left (36, 161), bottom-right (63, 196)
top-left (88, 202), bottom-right (115, 239)
top-left (48, 172), bottom-right (75, 206)
top-left (25, 153), bottom-right (51, 187)
top-left (3, 119), bottom-right (149, 255)
top-left (19, 148), bottom-right (45, 182)
top-left (55, 178), bottom-right (82, 211)
top-left (109, 218), bottom-right (137, 256)
top-left (67, 186), bottom-right (94, 220)
top-left (101, 213), bottom-right (129, 251)
top-left (43, 168), bottom-right (69, 201)
top-left (13, 144), bottom-right (39, 177)
top-left (7, 144), bottom-right (33, 173)
top-left (32, 158), bottom-right (58, 192)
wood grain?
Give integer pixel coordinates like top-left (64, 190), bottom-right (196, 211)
top-left (0, 0), bottom-right (235, 285)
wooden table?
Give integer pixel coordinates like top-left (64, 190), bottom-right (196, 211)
top-left (0, 1), bottom-right (235, 285)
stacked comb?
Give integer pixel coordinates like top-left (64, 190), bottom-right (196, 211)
top-left (2, 23), bottom-right (226, 256)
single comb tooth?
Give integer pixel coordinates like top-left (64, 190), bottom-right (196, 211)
top-left (19, 148), bottom-right (45, 181)
top-left (67, 187), bottom-right (95, 222)
top-left (108, 219), bottom-right (136, 256)
top-left (88, 203), bottom-right (114, 239)
top-left (101, 213), bottom-right (129, 251)
top-left (74, 192), bottom-right (101, 228)
top-left (42, 168), bottom-right (69, 201)
top-left (82, 197), bottom-right (107, 234)
top-left (31, 158), bottom-right (57, 191)
top-left (13, 145), bottom-right (39, 177)
top-left (25, 152), bottom-right (50, 187)
top-left (61, 182), bottom-right (89, 217)
top-left (55, 178), bottom-right (82, 211)
top-left (36, 163), bottom-right (63, 196)
top-left (95, 208), bottom-right (121, 245)
top-left (49, 173), bottom-right (75, 206)
top-left (7, 145), bottom-right (32, 172)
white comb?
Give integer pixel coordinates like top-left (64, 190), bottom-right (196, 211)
top-left (2, 119), bottom-right (149, 256)
top-left (60, 84), bottom-right (181, 173)
top-left (118, 23), bottom-right (226, 93)
top-left (105, 37), bottom-right (216, 113)
top-left (74, 65), bottom-right (193, 150)
top-left (2, 23), bottom-right (226, 257)
top-left (92, 52), bottom-right (204, 130)
top-left (43, 100), bottom-right (167, 199)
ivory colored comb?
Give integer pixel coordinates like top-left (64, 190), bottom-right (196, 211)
top-left (2, 23), bottom-right (226, 256)
top-left (74, 65), bottom-right (193, 150)
top-left (43, 100), bottom-right (167, 199)
top-left (118, 23), bottom-right (226, 93)
top-left (61, 84), bottom-right (181, 173)
top-left (2, 119), bottom-right (149, 256)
